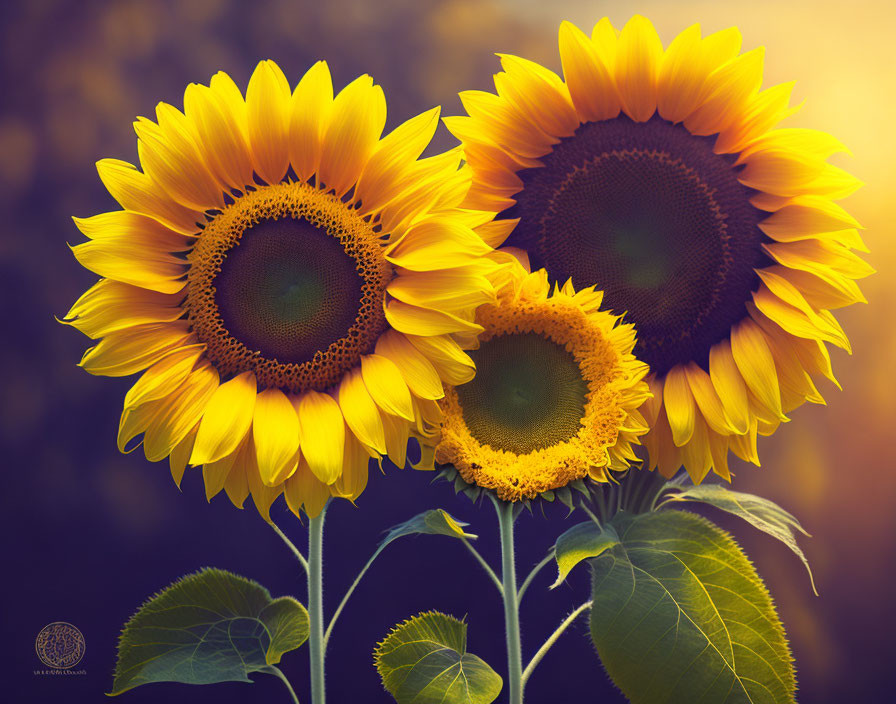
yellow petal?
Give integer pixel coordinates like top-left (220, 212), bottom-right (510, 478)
top-left (730, 421), bottom-right (760, 465)
top-left (244, 436), bottom-right (283, 521)
top-left (318, 75), bottom-right (386, 197)
top-left (738, 149), bottom-right (826, 196)
top-left (387, 269), bottom-right (494, 314)
top-left (202, 440), bottom-right (243, 501)
top-left (708, 340), bottom-right (750, 434)
top-left (385, 300), bottom-right (483, 337)
top-left (559, 20), bottom-right (620, 123)
top-left (375, 330), bottom-right (444, 400)
top-left (684, 362), bottom-right (738, 435)
top-left (381, 410), bottom-right (411, 468)
top-left (356, 106), bottom-right (440, 214)
top-left (123, 345), bottom-right (204, 411)
top-left (662, 366), bottom-right (695, 447)
top-left (755, 269), bottom-right (850, 346)
top-left (143, 362), bottom-right (220, 462)
top-left (79, 321), bottom-right (194, 376)
top-left (96, 158), bottom-right (202, 235)
top-left (680, 415), bottom-right (712, 484)
top-left (338, 368), bottom-right (387, 455)
top-left (615, 15), bottom-right (663, 122)
top-left (387, 217), bottom-right (492, 271)
top-left (652, 404), bottom-right (683, 478)
top-left (707, 431), bottom-right (731, 481)
top-left (70, 211), bottom-right (189, 294)
top-left (223, 439), bottom-right (252, 508)
top-left (405, 333), bottom-right (476, 386)
top-left (183, 81), bottom-right (254, 191)
top-left (246, 60), bottom-right (292, 185)
top-left (252, 387), bottom-right (300, 486)
top-left (361, 354), bottom-right (415, 421)
top-left (730, 318), bottom-right (785, 421)
top-left (284, 457), bottom-right (331, 519)
top-left (191, 371), bottom-right (257, 465)
top-left (657, 24), bottom-right (704, 122)
top-left (758, 196), bottom-right (861, 242)
top-left (714, 80), bottom-right (796, 155)
top-left (289, 60), bottom-right (334, 182)
top-left (296, 390), bottom-right (345, 484)
top-left (62, 279), bottom-right (184, 338)
top-left (331, 431), bottom-right (370, 500)
top-left (591, 17), bottom-right (619, 70)
top-left (169, 424), bottom-right (197, 488)
top-left (684, 47), bottom-right (765, 135)
top-left (135, 108), bottom-right (224, 211)
top-left (495, 53), bottom-right (579, 138)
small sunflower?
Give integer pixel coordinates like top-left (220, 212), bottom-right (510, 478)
top-left (445, 16), bottom-right (871, 483)
top-left (430, 264), bottom-right (651, 502)
top-left (63, 60), bottom-right (500, 520)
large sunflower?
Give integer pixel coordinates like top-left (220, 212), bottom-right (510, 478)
top-left (64, 60), bottom-right (500, 519)
top-left (445, 16), bottom-right (871, 483)
top-left (431, 264), bottom-right (651, 502)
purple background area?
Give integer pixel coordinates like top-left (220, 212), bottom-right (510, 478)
top-left (2, 1), bottom-right (892, 702)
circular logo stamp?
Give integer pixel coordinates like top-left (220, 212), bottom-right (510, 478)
top-left (35, 622), bottom-right (86, 669)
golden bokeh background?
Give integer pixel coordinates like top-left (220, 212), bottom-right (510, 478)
top-left (2, 0), bottom-right (891, 699)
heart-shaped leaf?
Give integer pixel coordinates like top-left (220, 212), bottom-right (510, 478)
top-left (110, 568), bottom-right (308, 695)
top-left (590, 510), bottom-right (795, 704)
top-left (375, 611), bottom-right (502, 704)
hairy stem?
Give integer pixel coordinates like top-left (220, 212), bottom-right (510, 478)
top-left (270, 520), bottom-right (309, 575)
top-left (517, 553), bottom-right (553, 603)
top-left (521, 601), bottom-right (593, 687)
top-left (461, 537), bottom-right (504, 596)
top-left (307, 505), bottom-right (327, 704)
top-left (493, 496), bottom-right (523, 704)
top-left (324, 544), bottom-right (384, 648)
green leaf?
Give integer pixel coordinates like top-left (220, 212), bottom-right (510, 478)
top-left (110, 568), bottom-right (308, 695)
top-left (375, 611), bottom-right (502, 704)
top-left (590, 510), bottom-right (795, 704)
top-left (663, 483), bottom-right (816, 593)
top-left (551, 521), bottom-right (619, 588)
top-left (380, 508), bottom-right (476, 550)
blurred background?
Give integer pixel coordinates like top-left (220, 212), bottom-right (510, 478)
top-left (2, 0), bottom-right (892, 701)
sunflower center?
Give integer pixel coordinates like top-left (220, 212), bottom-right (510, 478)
top-left (215, 218), bottom-right (363, 364)
top-left (186, 183), bottom-right (391, 392)
top-left (455, 332), bottom-right (589, 454)
top-left (504, 115), bottom-right (767, 376)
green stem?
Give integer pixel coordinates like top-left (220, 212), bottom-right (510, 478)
top-left (461, 537), bottom-right (504, 596)
top-left (270, 520), bottom-right (309, 575)
top-left (493, 496), bottom-right (523, 704)
top-left (324, 544), bottom-right (384, 648)
top-left (308, 504), bottom-right (327, 704)
top-left (265, 665), bottom-right (301, 704)
top-left (517, 553), bottom-right (553, 603)
top-left (520, 601), bottom-right (593, 687)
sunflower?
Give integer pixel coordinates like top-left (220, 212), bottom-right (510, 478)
top-left (63, 60), bottom-right (501, 520)
top-left (430, 264), bottom-right (651, 502)
top-left (444, 16), bottom-right (871, 483)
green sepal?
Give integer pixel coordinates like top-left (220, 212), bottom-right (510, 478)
top-left (110, 568), bottom-right (308, 695)
top-left (590, 510), bottom-right (796, 704)
top-left (374, 611), bottom-right (502, 704)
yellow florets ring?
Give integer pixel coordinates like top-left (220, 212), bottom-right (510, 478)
top-left (435, 271), bottom-right (651, 501)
